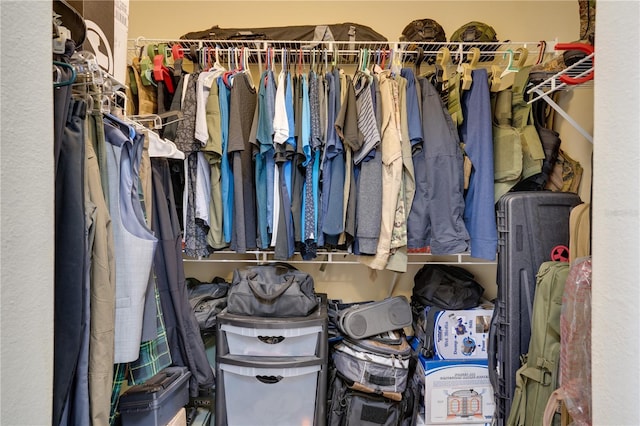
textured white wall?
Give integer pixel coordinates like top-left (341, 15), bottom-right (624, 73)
top-left (592, 2), bottom-right (640, 425)
top-left (0, 2), bottom-right (54, 425)
top-left (0, 1), bottom-right (636, 424)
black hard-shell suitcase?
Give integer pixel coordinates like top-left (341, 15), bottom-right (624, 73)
top-left (488, 191), bottom-right (581, 425)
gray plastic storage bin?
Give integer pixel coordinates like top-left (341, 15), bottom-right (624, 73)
top-left (216, 358), bottom-right (323, 426)
top-left (215, 295), bottom-right (328, 426)
top-left (119, 366), bottom-right (191, 426)
top-left (220, 322), bottom-right (323, 357)
top-left (216, 294), bottom-right (328, 358)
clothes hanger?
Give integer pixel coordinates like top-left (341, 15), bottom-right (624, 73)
top-left (514, 47), bottom-right (529, 68)
top-left (500, 49), bottom-right (518, 78)
top-left (146, 128), bottom-right (185, 160)
top-left (535, 41), bottom-right (547, 65)
top-left (129, 113), bottom-right (163, 129)
top-left (495, 47), bottom-right (529, 91)
top-left (435, 47), bottom-right (451, 87)
top-left (490, 65), bottom-right (502, 92)
top-left (171, 44), bottom-right (184, 76)
top-left (53, 61), bottom-right (77, 87)
top-left (460, 47), bottom-right (480, 91)
top-left (372, 48), bottom-right (384, 75)
top-left (222, 47), bottom-right (240, 87)
top-left (414, 47), bottom-right (425, 74)
top-left (390, 49), bottom-right (402, 76)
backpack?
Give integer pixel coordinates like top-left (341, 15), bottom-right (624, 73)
top-left (327, 369), bottom-right (405, 426)
top-left (327, 333), bottom-right (421, 426)
top-left (400, 19), bottom-right (446, 43)
top-left (332, 331), bottom-right (412, 396)
top-left (507, 261), bottom-right (569, 426)
top-left (545, 149), bottom-right (583, 194)
top-left (411, 264), bottom-right (484, 311)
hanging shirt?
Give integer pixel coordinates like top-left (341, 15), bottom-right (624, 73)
top-left (300, 73), bottom-right (316, 259)
top-left (400, 68), bottom-right (424, 148)
top-left (202, 72), bottom-right (226, 249)
top-left (322, 69), bottom-right (345, 245)
top-left (218, 77), bottom-right (234, 244)
top-left (353, 71), bottom-right (380, 164)
top-left (460, 68), bottom-right (497, 261)
top-left (228, 72), bottom-right (258, 253)
top-left (195, 70), bottom-right (221, 145)
top-left (270, 68), bottom-right (287, 247)
top-left (407, 77), bottom-right (470, 254)
top-left (252, 69), bottom-right (277, 249)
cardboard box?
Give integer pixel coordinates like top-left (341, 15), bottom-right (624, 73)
top-left (167, 408), bottom-right (187, 426)
top-left (421, 359), bottom-right (494, 425)
top-left (433, 307), bottom-right (493, 360)
top-left (67, 0), bottom-right (129, 83)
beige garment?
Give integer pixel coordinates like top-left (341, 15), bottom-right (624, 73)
top-left (387, 75), bottom-right (416, 273)
top-left (360, 71), bottom-right (403, 270)
top-left (86, 139), bottom-right (116, 426)
top-left (139, 131), bottom-right (153, 228)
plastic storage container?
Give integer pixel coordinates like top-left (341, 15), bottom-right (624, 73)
top-left (220, 323), bottom-right (323, 356)
top-left (216, 295), bottom-right (328, 359)
top-left (217, 360), bottom-right (321, 426)
top-left (119, 366), bottom-right (191, 426)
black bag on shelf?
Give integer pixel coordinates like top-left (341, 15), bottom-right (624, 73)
top-left (412, 264), bottom-right (484, 311)
top-left (180, 22), bottom-right (387, 44)
top-left (226, 262), bottom-right (318, 317)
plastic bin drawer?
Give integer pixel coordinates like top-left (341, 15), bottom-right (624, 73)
top-left (221, 323), bottom-right (323, 357)
top-left (218, 362), bottom-right (320, 426)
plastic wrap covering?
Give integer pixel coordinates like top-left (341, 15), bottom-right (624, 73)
top-left (543, 256), bottom-right (592, 426)
top-left (560, 256), bottom-right (592, 425)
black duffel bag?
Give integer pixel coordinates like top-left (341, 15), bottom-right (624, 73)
top-left (227, 263), bottom-right (318, 317)
top-left (412, 264), bottom-right (484, 310)
top-left (180, 23), bottom-right (387, 44)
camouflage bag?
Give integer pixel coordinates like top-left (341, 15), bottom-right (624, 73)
top-left (545, 149), bottom-right (583, 194)
top-left (579, 0), bottom-right (596, 45)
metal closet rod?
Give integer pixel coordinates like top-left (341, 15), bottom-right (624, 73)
top-left (182, 251), bottom-right (496, 265)
top-left (131, 37), bottom-right (548, 61)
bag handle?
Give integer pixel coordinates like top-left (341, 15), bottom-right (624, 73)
top-left (247, 274), bottom-right (295, 301)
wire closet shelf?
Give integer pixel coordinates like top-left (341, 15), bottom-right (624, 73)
top-left (129, 38), bottom-right (553, 67)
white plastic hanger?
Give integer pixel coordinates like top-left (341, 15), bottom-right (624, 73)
top-left (146, 128), bottom-right (185, 160)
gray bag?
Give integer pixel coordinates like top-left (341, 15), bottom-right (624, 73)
top-left (186, 277), bottom-right (229, 332)
top-left (227, 263), bottom-right (318, 317)
top-left (333, 331), bottom-right (411, 396)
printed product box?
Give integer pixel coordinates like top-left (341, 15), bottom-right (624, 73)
top-left (421, 358), bottom-right (494, 425)
top-left (433, 307), bottom-right (493, 360)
